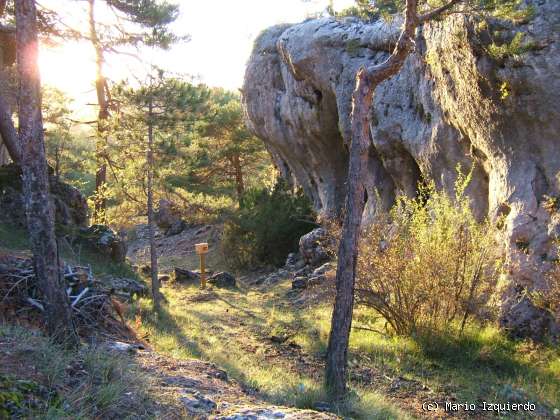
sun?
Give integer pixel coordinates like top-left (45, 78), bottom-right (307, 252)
top-left (39, 41), bottom-right (97, 98)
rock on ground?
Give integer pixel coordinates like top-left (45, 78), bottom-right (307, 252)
top-left (243, 0), bottom-right (560, 340)
top-left (209, 272), bottom-right (237, 288)
top-left (136, 350), bottom-right (338, 419)
top-left (299, 228), bottom-right (331, 267)
top-left (78, 225), bottom-right (127, 263)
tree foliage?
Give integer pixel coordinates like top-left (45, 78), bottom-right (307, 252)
top-left (221, 181), bottom-right (315, 269)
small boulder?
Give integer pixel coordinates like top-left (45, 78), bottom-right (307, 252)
top-left (209, 272), bottom-right (236, 288)
top-left (155, 199), bottom-right (187, 236)
top-left (105, 341), bottom-right (143, 354)
top-left (285, 252), bottom-right (297, 267)
top-left (175, 267), bottom-right (200, 284)
top-left (180, 391), bottom-right (217, 415)
top-left (312, 262), bottom-right (335, 277)
top-left (158, 274), bottom-right (171, 283)
top-left (103, 276), bottom-right (148, 300)
top-left (78, 225), bottom-right (127, 263)
top-left (167, 219), bottom-right (187, 236)
top-left (292, 276), bottom-right (308, 290)
top-left (294, 266), bottom-right (311, 278)
top-left (500, 295), bottom-right (559, 341)
top-left (299, 228), bottom-right (331, 267)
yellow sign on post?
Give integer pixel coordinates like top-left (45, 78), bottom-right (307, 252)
top-left (195, 243), bottom-right (209, 289)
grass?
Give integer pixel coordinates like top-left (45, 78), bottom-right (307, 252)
top-left (131, 281), bottom-right (405, 419)
top-left (0, 324), bottom-right (152, 419)
top-left (2, 221), bottom-right (559, 418)
top-left (0, 223), bottom-right (30, 252)
top-left (130, 277), bottom-right (560, 419)
top-left (0, 222), bottom-right (139, 280)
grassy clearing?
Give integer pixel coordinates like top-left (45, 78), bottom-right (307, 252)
top-left (0, 324), bottom-right (153, 419)
top-left (131, 278), bottom-right (560, 419)
top-left (132, 282), bottom-right (409, 419)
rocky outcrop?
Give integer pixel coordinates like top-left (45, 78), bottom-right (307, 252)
top-left (154, 199), bottom-right (188, 236)
top-left (0, 164), bottom-right (88, 228)
top-left (78, 225), bottom-right (127, 263)
top-left (243, 0), bottom-right (560, 339)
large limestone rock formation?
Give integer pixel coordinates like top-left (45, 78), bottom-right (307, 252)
top-left (243, 0), bottom-right (560, 339)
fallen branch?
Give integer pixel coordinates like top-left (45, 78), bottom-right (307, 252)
top-left (26, 297), bottom-right (44, 312)
top-left (71, 287), bottom-right (89, 308)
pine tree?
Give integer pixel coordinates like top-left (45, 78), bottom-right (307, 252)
top-left (15, 0), bottom-right (78, 348)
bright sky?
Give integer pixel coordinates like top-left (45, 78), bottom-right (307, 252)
top-left (39, 0), bottom-right (355, 113)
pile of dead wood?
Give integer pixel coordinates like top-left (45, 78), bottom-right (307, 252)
top-left (0, 254), bottom-right (137, 339)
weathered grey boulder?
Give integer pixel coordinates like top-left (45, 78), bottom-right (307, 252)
top-left (292, 276), bottom-right (308, 290)
top-left (243, 0), bottom-right (560, 339)
top-left (209, 272), bottom-right (236, 288)
top-left (180, 391), bottom-right (217, 416)
top-left (100, 276), bottom-right (148, 300)
top-left (174, 267), bottom-right (200, 283)
top-left (299, 228), bottom-right (331, 266)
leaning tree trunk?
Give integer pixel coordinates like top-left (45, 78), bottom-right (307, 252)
top-left (325, 0), bottom-right (463, 397)
top-left (325, 68), bottom-right (374, 396)
top-left (324, 0), bottom-right (430, 397)
top-left (147, 98), bottom-right (161, 310)
top-left (15, 0), bottom-right (79, 348)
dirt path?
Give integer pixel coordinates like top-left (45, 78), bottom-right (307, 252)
top-left (136, 349), bottom-right (339, 419)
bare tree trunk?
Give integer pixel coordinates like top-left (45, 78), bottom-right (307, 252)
top-left (15, 0), bottom-right (78, 348)
top-left (325, 0), bottom-right (421, 397)
top-left (88, 0), bottom-right (109, 224)
top-left (0, 93), bottom-right (20, 163)
top-left (232, 153), bottom-right (245, 206)
top-left (147, 97), bottom-right (161, 310)
top-left (325, 69), bottom-right (373, 397)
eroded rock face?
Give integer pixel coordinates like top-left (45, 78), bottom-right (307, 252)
top-left (243, 0), bottom-right (560, 339)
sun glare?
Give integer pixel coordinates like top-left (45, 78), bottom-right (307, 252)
top-left (39, 42), bottom-right (96, 96)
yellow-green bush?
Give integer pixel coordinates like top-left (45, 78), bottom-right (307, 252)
top-left (356, 173), bottom-right (503, 336)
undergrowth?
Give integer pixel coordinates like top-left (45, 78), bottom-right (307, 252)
top-left (131, 280), bottom-right (560, 419)
top-left (0, 324), bottom-right (152, 419)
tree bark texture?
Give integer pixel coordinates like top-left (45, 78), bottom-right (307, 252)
top-left (147, 98), bottom-right (161, 310)
top-left (232, 153), bottom-right (245, 205)
top-left (15, 0), bottom-right (78, 347)
top-left (88, 0), bottom-right (109, 224)
top-left (0, 93), bottom-right (20, 163)
top-left (325, 0), bottom-right (422, 397)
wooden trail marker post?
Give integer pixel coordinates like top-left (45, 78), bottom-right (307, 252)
top-left (195, 242), bottom-right (209, 289)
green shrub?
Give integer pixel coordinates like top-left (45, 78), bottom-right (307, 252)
top-left (355, 171), bottom-right (503, 336)
top-left (221, 181), bottom-right (316, 268)
top-left (487, 32), bottom-right (536, 61)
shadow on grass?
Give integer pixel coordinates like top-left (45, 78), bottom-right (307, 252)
top-left (360, 326), bottom-right (560, 409)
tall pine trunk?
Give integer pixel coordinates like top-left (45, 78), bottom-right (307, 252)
top-left (88, 0), bottom-right (109, 224)
top-left (15, 0), bottom-right (78, 348)
top-left (147, 97), bottom-right (161, 310)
